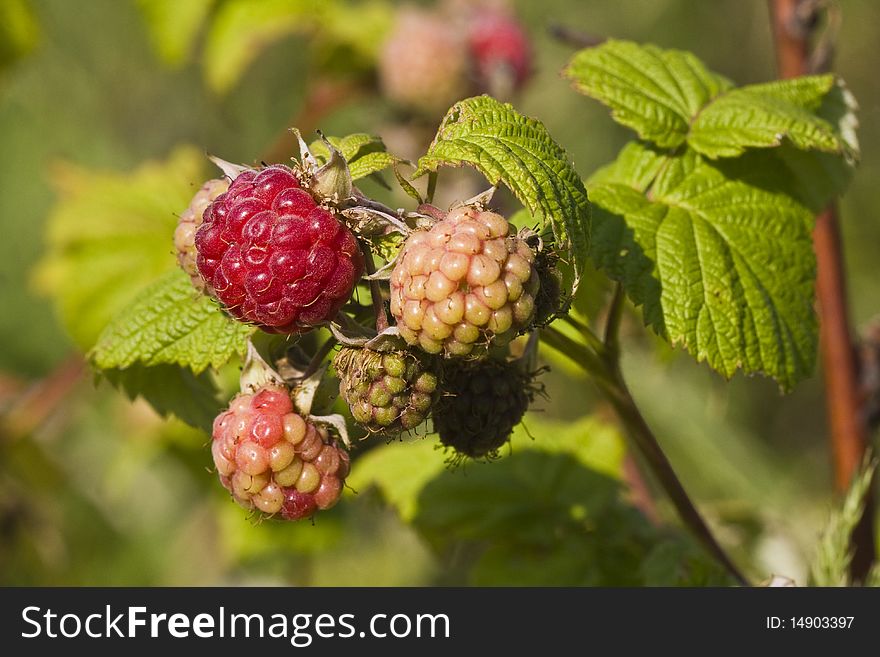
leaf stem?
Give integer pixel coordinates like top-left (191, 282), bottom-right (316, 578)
top-left (426, 170), bottom-right (438, 205)
top-left (360, 243), bottom-right (389, 332)
top-left (561, 314), bottom-right (605, 355)
top-left (596, 363), bottom-right (750, 586)
top-left (541, 324), bottom-right (750, 585)
top-left (303, 336), bottom-right (338, 379)
top-left (603, 282), bottom-right (626, 358)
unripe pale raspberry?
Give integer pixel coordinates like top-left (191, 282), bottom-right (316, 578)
top-left (194, 164), bottom-right (364, 334)
top-left (212, 385), bottom-right (350, 520)
top-left (389, 205), bottom-right (540, 357)
top-left (468, 9), bottom-right (532, 92)
top-left (433, 358), bottom-right (533, 461)
top-left (175, 178), bottom-right (229, 292)
top-left (378, 8), bottom-right (470, 115)
top-left (335, 347), bottom-right (440, 435)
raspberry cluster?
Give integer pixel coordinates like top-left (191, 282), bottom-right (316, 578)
top-left (389, 205), bottom-right (539, 357)
top-left (211, 385), bottom-right (349, 521)
top-left (188, 141), bottom-right (555, 522)
top-left (433, 357), bottom-right (533, 461)
top-left (194, 165), bottom-right (364, 333)
top-left (335, 347), bottom-right (439, 434)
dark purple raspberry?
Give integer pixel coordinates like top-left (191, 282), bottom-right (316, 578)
top-left (433, 357), bottom-right (534, 461)
top-left (194, 165), bottom-right (364, 334)
top-left (211, 385), bottom-right (350, 521)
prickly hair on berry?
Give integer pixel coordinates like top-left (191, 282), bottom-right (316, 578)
top-left (434, 357), bottom-right (535, 461)
top-left (335, 347), bottom-right (440, 435)
top-left (194, 164), bottom-right (364, 334)
top-left (389, 204), bottom-right (540, 357)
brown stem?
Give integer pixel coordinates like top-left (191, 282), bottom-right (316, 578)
top-left (1, 355), bottom-right (85, 441)
top-left (547, 24), bottom-right (606, 49)
top-left (603, 284), bottom-right (660, 524)
top-left (769, 0), bottom-right (875, 582)
top-left (303, 336), bottom-right (338, 379)
top-left (603, 283), bottom-right (625, 359)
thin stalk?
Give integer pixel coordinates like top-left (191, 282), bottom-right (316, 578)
top-left (603, 283), bottom-right (626, 360)
top-left (303, 336), bottom-right (338, 379)
top-left (541, 326), bottom-right (608, 382)
top-left (542, 325), bottom-right (749, 586)
top-left (561, 314), bottom-right (605, 355)
top-left (596, 363), bottom-right (749, 586)
top-left (769, 0), bottom-right (875, 582)
top-left (426, 171), bottom-right (438, 205)
top-left (360, 243), bottom-right (389, 332)
top-left (602, 283), bottom-right (660, 524)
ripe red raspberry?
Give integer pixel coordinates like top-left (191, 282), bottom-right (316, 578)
top-left (389, 205), bottom-right (539, 357)
top-left (334, 347), bottom-right (439, 435)
top-left (211, 385), bottom-right (350, 520)
top-left (378, 8), bottom-right (469, 115)
top-left (175, 178), bottom-right (229, 292)
top-left (434, 357), bottom-right (533, 461)
top-left (194, 165), bottom-right (364, 334)
top-left (468, 9), bottom-right (532, 92)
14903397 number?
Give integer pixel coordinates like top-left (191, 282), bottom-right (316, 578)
top-left (791, 617), bottom-right (854, 629)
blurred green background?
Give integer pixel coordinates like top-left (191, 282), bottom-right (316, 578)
top-left (0, 0), bottom-right (878, 586)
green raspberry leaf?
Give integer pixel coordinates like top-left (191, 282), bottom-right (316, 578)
top-left (589, 140), bottom-right (669, 190)
top-left (567, 42), bottom-right (856, 161)
top-left (590, 144), bottom-right (817, 390)
top-left (564, 40), bottom-right (732, 149)
top-left (309, 133), bottom-right (398, 181)
top-left (414, 95), bottom-right (591, 293)
top-left (101, 364), bottom-right (222, 432)
top-left (688, 75), bottom-right (848, 158)
top-left (92, 269), bottom-right (254, 374)
top-left (33, 147), bottom-right (208, 350)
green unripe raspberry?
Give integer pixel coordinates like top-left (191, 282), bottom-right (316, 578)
top-left (335, 347), bottom-right (440, 435)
